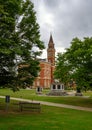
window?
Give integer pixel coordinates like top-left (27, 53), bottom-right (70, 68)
top-left (53, 85), bottom-right (56, 89)
top-left (57, 85), bottom-right (61, 89)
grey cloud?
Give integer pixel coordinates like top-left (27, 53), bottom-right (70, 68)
top-left (43, 0), bottom-right (60, 9)
top-left (53, 0), bottom-right (92, 47)
top-left (32, 0), bottom-right (92, 51)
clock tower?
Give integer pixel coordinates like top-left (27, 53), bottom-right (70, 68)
top-left (47, 34), bottom-right (55, 65)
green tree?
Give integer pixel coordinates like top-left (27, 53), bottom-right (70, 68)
top-left (0, 0), bottom-right (21, 89)
top-left (0, 0), bottom-right (45, 91)
top-left (54, 53), bottom-right (71, 88)
top-left (66, 37), bottom-right (92, 90)
top-left (55, 37), bottom-right (92, 91)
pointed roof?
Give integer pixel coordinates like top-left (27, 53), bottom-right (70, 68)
top-left (49, 33), bottom-right (54, 44)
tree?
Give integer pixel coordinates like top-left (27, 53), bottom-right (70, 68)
top-left (0, 0), bottom-right (21, 89)
top-left (66, 37), bottom-right (92, 90)
top-left (55, 37), bottom-right (92, 91)
top-left (0, 0), bottom-right (45, 91)
top-left (54, 53), bottom-right (71, 88)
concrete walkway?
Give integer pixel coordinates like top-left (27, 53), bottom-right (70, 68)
top-left (0, 96), bottom-right (92, 112)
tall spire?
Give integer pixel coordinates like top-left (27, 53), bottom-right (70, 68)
top-left (47, 33), bottom-right (55, 65)
top-left (49, 33), bottom-right (54, 44)
top-left (48, 33), bottom-right (54, 48)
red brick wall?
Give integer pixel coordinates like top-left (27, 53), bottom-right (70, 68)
top-left (33, 61), bottom-right (54, 88)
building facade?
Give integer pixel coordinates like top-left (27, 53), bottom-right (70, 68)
top-left (33, 34), bottom-right (55, 88)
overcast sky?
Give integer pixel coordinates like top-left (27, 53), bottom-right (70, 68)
top-left (32, 0), bottom-right (92, 58)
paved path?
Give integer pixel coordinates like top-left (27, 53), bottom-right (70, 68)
top-left (0, 96), bottom-right (92, 112)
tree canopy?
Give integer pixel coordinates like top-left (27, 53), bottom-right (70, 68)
top-left (0, 0), bottom-right (45, 91)
top-left (54, 37), bottom-right (92, 90)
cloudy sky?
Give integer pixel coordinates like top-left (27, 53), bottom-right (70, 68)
top-left (32, 0), bottom-right (92, 58)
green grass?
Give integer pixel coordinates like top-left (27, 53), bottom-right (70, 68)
top-left (0, 88), bottom-right (92, 108)
top-left (0, 104), bottom-right (92, 130)
top-left (83, 91), bottom-right (92, 97)
top-left (0, 89), bottom-right (92, 130)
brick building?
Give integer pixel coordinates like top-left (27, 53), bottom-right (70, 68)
top-left (33, 34), bottom-right (55, 88)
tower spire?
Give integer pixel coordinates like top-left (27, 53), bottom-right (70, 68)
top-left (48, 33), bottom-right (54, 48)
top-left (47, 33), bottom-right (55, 65)
top-left (49, 33), bottom-right (54, 44)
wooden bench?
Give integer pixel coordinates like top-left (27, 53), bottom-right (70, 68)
top-left (19, 102), bottom-right (41, 112)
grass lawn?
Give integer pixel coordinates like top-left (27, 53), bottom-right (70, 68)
top-left (0, 104), bottom-right (92, 130)
top-left (0, 88), bottom-right (92, 108)
top-left (83, 91), bottom-right (92, 97)
top-left (0, 89), bottom-right (92, 130)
